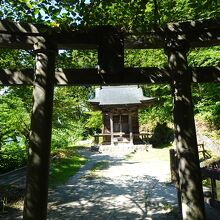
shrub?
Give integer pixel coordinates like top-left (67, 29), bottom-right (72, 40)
top-left (150, 122), bottom-right (174, 148)
top-left (0, 143), bottom-right (27, 174)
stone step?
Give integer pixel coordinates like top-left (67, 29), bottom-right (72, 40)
top-left (99, 144), bottom-right (152, 152)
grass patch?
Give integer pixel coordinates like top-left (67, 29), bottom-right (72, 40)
top-left (49, 147), bottom-right (87, 187)
top-left (125, 151), bottom-right (136, 160)
top-left (80, 161), bottom-right (109, 180)
top-left (91, 161), bottom-right (109, 172)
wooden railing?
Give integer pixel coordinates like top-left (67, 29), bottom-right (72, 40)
top-left (198, 143), bottom-right (212, 160)
top-left (170, 147), bottom-right (220, 210)
top-left (93, 132), bottom-right (152, 145)
top-left (201, 160), bottom-right (220, 209)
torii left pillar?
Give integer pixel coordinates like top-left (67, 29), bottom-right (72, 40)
top-left (23, 38), bottom-right (57, 220)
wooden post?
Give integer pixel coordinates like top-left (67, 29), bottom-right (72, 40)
top-left (110, 114), bottom-right (114, 145)
top-left (94, 134), bottom-right (99, 145)
top-left (166, 38), bottom-right (206, 220)
top-left (23, 38), bottom-right (57, 220)
top-left (169, 149), bottom-right (182, 218)
top-left (128, 113), bottom-right (133, 145)
top-left (98, 27), bottom-right (124, 75)
top-left (170, 149), bottom-right (178, 183)
top-left (211, 178), bottom-right (217, 200)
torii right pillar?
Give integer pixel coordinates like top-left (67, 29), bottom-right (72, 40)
top-left (166, 38), bottom-right (206, 220)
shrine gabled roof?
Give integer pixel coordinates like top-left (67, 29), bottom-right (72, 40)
top-left (89, 85), bottom-right (156, 106)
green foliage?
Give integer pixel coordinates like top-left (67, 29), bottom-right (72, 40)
top-left (125, 49), bottom-right (167, 67)
top-left (0, 0), bottom-right (83, 26)
top-left (57, 50), bottom-right (98, 68)
top-left (85, 111), bottom-right (102, 134)
top-left (188, 46), bottom-right (220, 67)
top-left (0, 89), bottom-right (30, 150)
top-left (139, 84), bottom-right (172, 130)
top-left (158, 0), bottom-right (220, 24)
top-left (0, 49), bottom-right (34, 69)
top-left (1, 0), bottom-right (219, 32)
top-left (0, 87), bottom-right (30, 173)
top-left (53, 86), bottom-right (89, 124)
top-left (52, 128), bottom-right (70, 150)
top-left (189, 47), bottom-right (220, 131)
top-left (0, 145), bottom-right (27, 174)
top-left (52, 120), bottom-right (86, 150)
top-left (49, 147), bottom-right (87, 187)
top-left (82, 0), bottom-right (220, 32)
top-left (52, 86), bottom-right (93, 149)
top-left (192, 84), bottom-right (220, 129)
top-left (82, 0), bottom-right (157, 31)
top-left (6, 87), bottom-right (33, 113)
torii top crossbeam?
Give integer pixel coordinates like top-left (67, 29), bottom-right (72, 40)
top-left (0, 18), bottom-right (220, 86)
top-left (0, 18), bottom-right (220, 49)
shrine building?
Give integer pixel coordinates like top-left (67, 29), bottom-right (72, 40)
top-left (89, 85), bottom-right (155, 146)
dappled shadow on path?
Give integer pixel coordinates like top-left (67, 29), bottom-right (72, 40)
top-left (48, 176), bottom-right (177, 220)
top-left (48, 150), bottom-right (178, 220)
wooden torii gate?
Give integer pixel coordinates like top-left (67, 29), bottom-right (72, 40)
top-left (0, 18), bottom-right (220, 220)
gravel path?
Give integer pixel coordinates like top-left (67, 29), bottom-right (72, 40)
top-left (48, 149), bottom-right (178, 220)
